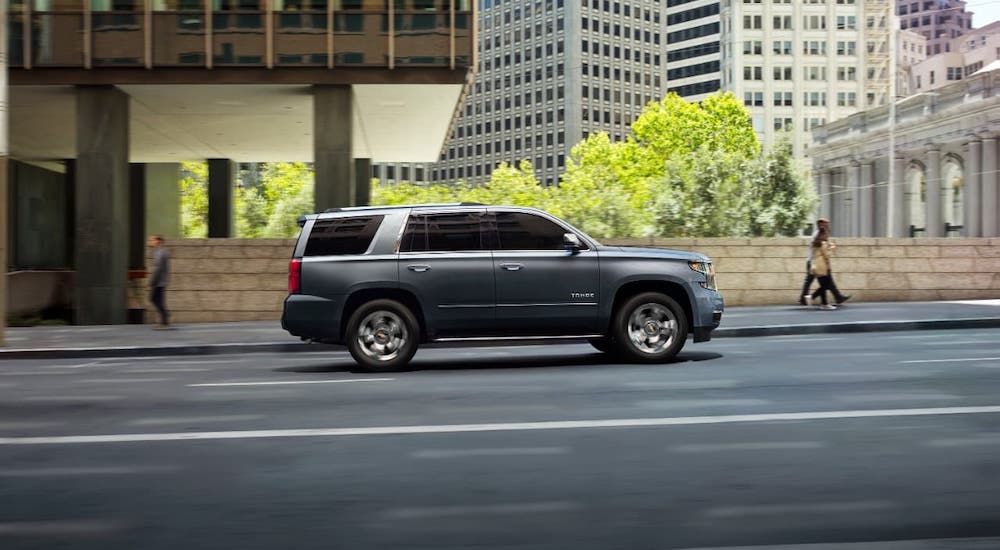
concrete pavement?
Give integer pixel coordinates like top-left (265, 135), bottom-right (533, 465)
top-left (2, 299), bottom-right (999, 359)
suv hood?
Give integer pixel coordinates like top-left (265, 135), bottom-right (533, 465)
top-left (600, 245), bottom-right (710, 262)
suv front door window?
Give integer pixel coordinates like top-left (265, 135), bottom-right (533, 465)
top-left (398, 210), bottom-right (496, 337)
top-left (490, 210), bottom-right (600, 334)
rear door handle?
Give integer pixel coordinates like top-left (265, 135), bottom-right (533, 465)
top-left (499, 263), bottom-right (524, 271)
top-left (407, 264), bottom-right (431, 273)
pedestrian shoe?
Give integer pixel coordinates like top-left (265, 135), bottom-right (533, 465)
top-left (820, 304), bottom-right (837, 310)
top-left (802, 295), bottom-right (813, 306)
top-left (836, 294), bottom-right (852, 304)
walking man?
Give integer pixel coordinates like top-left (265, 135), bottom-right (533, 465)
top-left (148, 235), bottom-right (171, 329)
top-left (799, 218), bottom-right (850, 306)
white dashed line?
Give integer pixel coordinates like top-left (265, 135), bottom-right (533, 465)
top-left (635, 399), bottom-right (770, 409)
top-left (79, 378), bottom-right (173, 384)
top-left (188, 378), bottom-right (393, 387)
top-left (925, 435), bottom-right (1000, 447)
top-left (670, 441), bottom-right (825, 453)
top-left (2, 405), bottom-right (999, 445)
top-left (123, 368), bottom-right (209, 374)
top-left (410, 447), bottom-right (569, 459)
top-left (704, 500), bottom-right (896, 518)
top-left (900, 357), bottom-right (1000, 364)
top-left (834, 392), bottom-right (960, 403)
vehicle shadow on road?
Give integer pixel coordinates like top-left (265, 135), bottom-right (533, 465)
top-left (274, 350), bottom-right (724, 374)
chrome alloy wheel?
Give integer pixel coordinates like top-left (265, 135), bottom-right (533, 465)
top-left (626, 302), bottom-right (678, 355)
top-left (356, 310), bottom-right (408, 362)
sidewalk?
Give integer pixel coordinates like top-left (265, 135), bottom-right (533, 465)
top-left (2, 300), bottom-right (999, 359)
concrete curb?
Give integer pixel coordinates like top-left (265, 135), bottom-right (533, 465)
top-left (2, 317), bottom-right (999, 360)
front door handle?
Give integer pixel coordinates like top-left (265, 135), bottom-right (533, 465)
top-left (407, 264), bottom-right (431, 273)
top-left (499, 263), bottom-right (524, 271)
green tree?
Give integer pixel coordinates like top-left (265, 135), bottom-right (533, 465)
top-left (745, 134), bottom-right (816, 236)
top-left (179, 162), bottom-right (208, 238)
top-left (648, 148), bottom-right (751, 237)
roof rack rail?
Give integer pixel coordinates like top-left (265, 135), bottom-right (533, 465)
top-left (321, 202), bottom-right (485, 213)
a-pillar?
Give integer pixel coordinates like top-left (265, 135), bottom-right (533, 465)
top-left (966, 138), bottom-right (982, 237)
top-left (355, 158), bottom-right (372, 206)
top-left (314, 85), bottom-right (354, 211)
top-left (889, 156), bottom-right (907, 237)
top-left (860, 162), bottom-right (874, 237)
top-left (982, 136), bottom-right (998, 237)
top-left (925, 148), bottom-right (942, 237)
top-left (146, 163), bottom-right (182, 239)
top-left (75, 85), bottom-right (129, 325)
top-left (208, 159), bottom-right (234, 238)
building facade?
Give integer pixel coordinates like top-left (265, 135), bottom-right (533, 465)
top-left (897, 0), bottom-right (972, 56)
top-left (6, 0), bottom-right (475, 323)
top-left (909, 20), bottom-right (1000, 93)
top-left (808, 66), bottom-right (1000, 238)
top-left (665, 0), bottom-right (721, 101)
top-left (378, 0), bottom-right (668, 186)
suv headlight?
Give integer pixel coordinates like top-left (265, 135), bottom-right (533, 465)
top-left (688, 260), bottom-right (718, 291)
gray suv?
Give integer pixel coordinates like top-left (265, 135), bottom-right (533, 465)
top-left (282, 204), bottom-right (723, 371)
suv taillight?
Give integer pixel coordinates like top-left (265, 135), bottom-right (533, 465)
top-left (288, 259), bottom-right (302, 294)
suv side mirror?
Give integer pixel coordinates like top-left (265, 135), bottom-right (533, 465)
top-left (563, 233), bottom-right (582, 254)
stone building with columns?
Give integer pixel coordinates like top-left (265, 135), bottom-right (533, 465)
top-left (6, 0), bottom-right (475, 325)
top-left (808, 64), bottom-right (1000, 238)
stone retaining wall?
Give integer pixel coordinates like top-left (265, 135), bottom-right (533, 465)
top-left (155, 237), bottom-right (1000, 323)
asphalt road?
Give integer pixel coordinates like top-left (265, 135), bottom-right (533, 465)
top-left (2, 329), bottom-right (1000, 550)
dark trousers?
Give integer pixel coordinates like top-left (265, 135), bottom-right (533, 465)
top-left (800, 260), bottom-right (815, 303)
top-left (811, 274), bottom-right (843, 305)
top-left (150, 286), bottom-right (169, 326)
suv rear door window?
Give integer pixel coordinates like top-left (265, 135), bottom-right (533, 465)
top-left (400, 212), bottom-right (485, 252)
top-left (495, 211), bottom-right (575, 250)
top-left (304, 216), bottom-right (384, 256)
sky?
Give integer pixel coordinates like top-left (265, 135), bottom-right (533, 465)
top-left (965, 0), bottom-right (1000, 28)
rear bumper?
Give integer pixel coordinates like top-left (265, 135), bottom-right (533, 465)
top-left (281, 294), bottom-right (344, 343)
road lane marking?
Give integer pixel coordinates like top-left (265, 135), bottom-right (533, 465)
top-left (127, 415), bottom-right (265, 426)
top-left (622, 380), bottom-right (739, 390)
top-left (0, 466), bottom-right (179, 476)
top-left (3, 405), bottom-right (1000, 445)
top-left (0, 371), bottom-right (77, 376)
top-left (188, 378), bottom-right (393, 387)
top-left (916, 340), bottom-right (995, 346)
top-left (79, 378), bottom-right (173, 384)
top-left (673, 536), bottom-right (1000, 549)
top-left (636, 399), bottom-right (770, 409)
top-left (383, 501), bottom-right (580, 519)
top-left (410, 447), bottom-right (569, 459)
top-left (0, 520), bottom-right (124, 536)
top-left (670, 441), bottom-right (825, 453)
top-left (900, 357), bottom-right (1000, 364)
top-left (925, 435), bottom-right (1000, 447)
top-left (769, 337), bottom-right (845, 343)
top-left (0, 421), bottom-right (63, 430)
top-left (705, 500), bottom-right (896, 518)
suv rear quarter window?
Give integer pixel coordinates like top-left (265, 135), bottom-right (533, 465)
top-left (400, 212), bottom-right (485, 252)
top-left (305, 216), bottom-right (384, 256)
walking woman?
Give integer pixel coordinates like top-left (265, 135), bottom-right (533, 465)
top-left (805, 228), bottom-right (844, 310)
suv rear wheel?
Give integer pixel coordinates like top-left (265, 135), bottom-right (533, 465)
top-left (346, 299), bottom-right (419, 372)
top-left (612, 292), bottom-right (688, 363)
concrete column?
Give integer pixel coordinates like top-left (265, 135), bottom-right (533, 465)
top-left (75, 85), bottom-right (129, 325)
top-left (65, 160), bottom-right (76, 267)
top-left (982, 137), bottom-right (998, 237)
top-left (145, 163), bottom-right (181, 239)
top-left (889, 156), bottom-right (906, 237)
top-left (966, 139), bottom-right (982, 237)
top-left (207, 158), bottom-right (234, 238)
top-left (819, 170), bottom-right (832, 221)
top-left (848, 163), bottom-right (861, 237)
top-left (314, 85), bottom-right (354, 211)
top-left (925, 148), bottom-right (942, 237)
top-left (354, 158), bottom-right (372, 206)
top-left (0, 156), bottom-right (7, 344)
top-left (128, 164), bottom-right (146, 325)
top-left (860, 162), bottom-right (874, 237)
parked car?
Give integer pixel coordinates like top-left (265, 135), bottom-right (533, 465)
top-left (282, 203), bottom-right (724, 371)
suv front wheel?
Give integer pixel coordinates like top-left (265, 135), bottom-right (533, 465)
top-left (346, 299), bottom-right (419, 372)
top-left (612, 292), bottom-right (688, 363)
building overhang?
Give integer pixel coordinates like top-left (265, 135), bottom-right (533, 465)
top-left (11, 79), bottom-right (469, 163)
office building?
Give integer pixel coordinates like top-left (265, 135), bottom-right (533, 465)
top-left (897, 0), bottom-right (972, 55)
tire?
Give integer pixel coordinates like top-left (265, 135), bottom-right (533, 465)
top-left (612, 292), bottom-right (688, 363)
top-left (345, 299), bottom-right (420, 372)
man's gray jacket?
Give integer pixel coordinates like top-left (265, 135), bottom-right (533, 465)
top-left (150, 248), bottom-right (170, 288)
